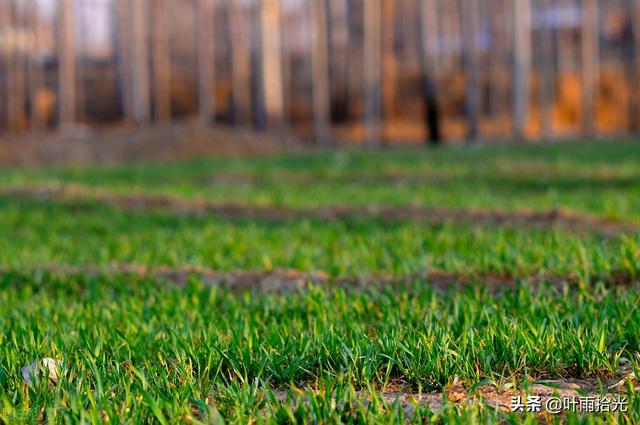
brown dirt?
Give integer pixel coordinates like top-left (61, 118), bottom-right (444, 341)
top-left (0, 120), bottom-right (301, 167)
top-left (3, 263), bottom-right (639, 294)
top-left (259, 369), bottom-right (637, 418)
top-left (1, 183), bottom-right (636, 237)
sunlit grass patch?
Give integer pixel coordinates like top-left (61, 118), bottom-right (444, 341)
top-left (1, 142), bottom-right (639, 422)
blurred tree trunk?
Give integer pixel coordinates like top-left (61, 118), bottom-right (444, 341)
top-left (28, 0), bottom-right (46, 130)
top-left (76, 4), bottom-right (86, 123)
top-left (0, 2), bottom-right (6, 128)
top-left (250, 2), bottom-right (266, 130)
top-left (555, 0), bottom-right (574, 102)
top-left (346, 0), bottom-right (360, 129)
top-left (487, 0), bottom-right (510, 135)
top-left (13, 2), bottom-right (27, 131)
top-left (630, 0), bottom-right (640, 132)
top-left (260, 0), bottom-right (284, 130)
top-left (328, 0), bottom-right (350, 124)
top-left (129, 0), bottom-right (150, 124)
top-left (581, 0), bottom-right (599, 137)
top-left (0, 1), bottom-right (10, 129)
top-left (3, 1), bottom-right (18, 131)
top-left (400, 0), bottom-right (418, 66)
top-left (538, 0), bottom-right (555, 139)
top-left (423, 0), bottom-right (441, 72)
top-left (197, 0), bottom-right (215, 124)
top-left (418, 0), bottom-right (441, 145)
top-left (460, 0), bottom-right (480, 141)
top-left (228, 0), bottom-right (252, 126)
top-left (9, 2), bottom-right (27, 130)
top-left (381, 0), bottom-right (396, 141)
top-left (363, 0), bottom-right (382, 146)
top-left (512, 0), bottom-right (532, 140)
top-left (280, 0), bottom-right (292, 126)
top-left (152, 0), bottom-right (171, 123)
top-left (309, 0), bottom-right (331, 145)
top-left (115, 0), bottom-right (133, 121)
top-left (58, 0), bottom-right (76, 127)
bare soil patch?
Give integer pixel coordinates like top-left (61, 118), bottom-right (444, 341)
top-left (0, 121), bottom-right (300, 167)
top-left (3, 263), bottom-right (639, 294)
top-left (256, 370), bottom-right (637, 418)
top-left (0, 183), bottom-right (635, 236)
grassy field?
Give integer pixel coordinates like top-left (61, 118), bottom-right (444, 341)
top-left (0, 141), bottom-right (639, 423)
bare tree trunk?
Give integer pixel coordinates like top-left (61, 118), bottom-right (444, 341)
top-left (363, 0), bottom-right (382, 146)
top-left (3, 1), bottom-right (17, 131)
top-left (14, 1), bottom-right (27, 131)
top-left (555, 0), bottom-right (574, 103)
top-left (630, 0), bottom-right (640, 132)
top-left (538, 0), bottom-right (555, 139)
top-left (76, 3), bottom-right (86, 123)
top-left (418, 0), bottom-right (441, 145)
top-left (152, 0), bottom-right (171, 123)
top-left (422, 0), bottom-right (440, 72)
top-left (260, 0), bottom-right (284, 130)
top-left (58, 0), bottom-right (76, 127)
top-left (28, 0), bottom-right (46, 130)
top-left (115, 0), bottom-right (133, 121)
top-left (460, 0), bottom-right (481, 141)
top-left (329, 0), bottom-right (350, 123)
top-left (0, 1), bottom-right (10, 130)
top-left (346, 0), bottom-right (360, 127)
top-left (280, 0), bottom-right (292, 126)
top-left (228, 0), bottom-right (252, 126)
top-left (486, 0), bottom-right (499, 124)
top-left (581, 0), bottom-right (599, 137)
top-left (309, 0), bottom-right (331, 145)
top-left (129, 0), bottom-right (150, 124)
top-left (400, 0), bottom-right (418, 66)
top-left (442, 0), bottom-right (462, 71)
top-left (487, 0), bottom-right (509, 133)
top-left (197, 0), bottom-right (215, 124)
top-left (381, 0), bottom-right (396, 140)
top-left (512, 0), bottom-right (532, 140)
top-left (250, 1), bottom-right (266, 130)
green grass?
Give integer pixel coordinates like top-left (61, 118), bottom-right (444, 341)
top-left (0, 199), bottom-right (639, 277)
top-left (0, 141), bottom-right (639, 423)
top-left (1, 141), bottom-right (640, 219)
top-left (1, 273), bottom-right (639, 423)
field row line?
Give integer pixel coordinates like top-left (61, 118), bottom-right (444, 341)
top-left (0, 183), bottom-right (636, 236)
top-left (263, 373), bottom-right (637, 417)
top-left (3, 263), bottom-right (639, 293)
